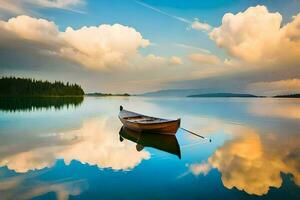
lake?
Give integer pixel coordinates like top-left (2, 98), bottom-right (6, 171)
top-left (0, 97), bottom-right (299, 200)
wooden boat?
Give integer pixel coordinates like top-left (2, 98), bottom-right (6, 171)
top-left (118, 106), bottom-right (180, 135)
top-left (119, 126), bottom-right (181, 158)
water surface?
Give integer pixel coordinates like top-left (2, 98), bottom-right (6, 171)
top-left (0, 97), bottom-right (299, 200)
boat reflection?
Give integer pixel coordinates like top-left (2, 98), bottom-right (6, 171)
top-left (119, 126), bottom-right (181, 159)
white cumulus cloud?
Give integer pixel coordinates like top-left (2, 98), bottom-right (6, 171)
top-left (191, 19), bottom-right (211, 31)
top-left (210, 5), bottom-right (300, 65)
top-left (0, 15), bottom-right (155, 70)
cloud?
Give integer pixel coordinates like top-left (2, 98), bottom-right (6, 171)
top-left (59, 24), bottom-right (150, 69)
top-left (210, 5), bottom-right (282, 63)
top-left (0, 15), bottom-right (60, 44)
top-left (28, 0), bottom-right (83, 9)
top-left (0, 15), bottom-right (182, 73)
top-left (247, 79), bottom-right (300, 96)
top-left (0, 0), bottom-right (84, 15)
top-left (0, 117), bottom-right (150, 172)
top-left (169, 56), bottom-right (182, 65)
top-left (0, 15), bottom-right (152, 70)
top-left (191, 19), bottom-right (211, 31)
top-left (0, 1), bottom-right (24, 14)
top-left (143, 54), bottom-right (166, 65)
top-left (188, 53), bottom-right (221, 65)
top-left (285, 14), bottom-right (300, 41)
top-left (210, 5), bottom-right (300, 65)
top-left (170, 6), bottom-right (300, 94)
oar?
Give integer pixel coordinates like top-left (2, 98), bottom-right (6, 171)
top-left (180, 127), bottom-right (212, 142)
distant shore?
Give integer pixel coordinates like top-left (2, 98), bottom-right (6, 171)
top-left (273, 94), bottom-right (300, 98)
top-left (1, 77), bottom-right (300, 98)
top-left (187, 93), bottom-right (261, 98)
top-left (86, 92), bottom-right (130, 97)
top-left (187, 93), bottom-right (300, 98)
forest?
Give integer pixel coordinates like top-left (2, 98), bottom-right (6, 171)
top-left (0, 77), bottom-right (84, 96)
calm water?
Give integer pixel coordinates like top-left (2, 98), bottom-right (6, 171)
top-left (0, 97), bottom-right (300, 200)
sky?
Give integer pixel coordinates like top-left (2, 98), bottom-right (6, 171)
top-left (0, 0), bottom-right (300, 95)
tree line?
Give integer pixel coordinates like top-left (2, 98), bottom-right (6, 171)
top-left (0, 77), bottom-right (84, 96)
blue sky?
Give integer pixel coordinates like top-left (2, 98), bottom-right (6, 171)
top-left (39, 0), bottom-right (300, 57)
top-left (0, 0), bottom-right (300, 94)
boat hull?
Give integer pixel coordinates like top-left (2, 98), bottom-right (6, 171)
top-left (119, 117), bottom-right (180, 135)
top-left (118, 108), bottom-right (180, 135)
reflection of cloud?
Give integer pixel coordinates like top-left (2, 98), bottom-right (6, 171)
top-left (0, 173), bottom-right (87, 200)
top-left (0, 176), bottom-right (23, 191)
top-left (189, 126), bottom-right (300, 195)
top-left (249, 99), bottom-right (300, 119)
top-left (58, 118), bottom-right (150, 170)
top-left (189, 161), bottom-right (211, 176)
top-left (0, 117), bottom-right (150, 172)
top-left (0, 150), bottom-right (57, 173)
top-left (21, 180), bottom-right (85, 200)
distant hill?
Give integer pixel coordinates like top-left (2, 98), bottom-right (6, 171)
top-left (274, 94), bottom-right (300, 98)
top-left (86, 92), bottom-right (130, 97)
top-left (187, 93), bottom-right (260, 98)
top-left (0, 77), bottom-right (84, 97)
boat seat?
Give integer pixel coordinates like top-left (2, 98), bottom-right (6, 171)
top-left (127, 118), bottom-right (167, 123)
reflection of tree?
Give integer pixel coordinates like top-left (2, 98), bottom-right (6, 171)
top-left (0, 97), bottom-right (84, 112)
top-left (189, 126), bottom-right (300, 195)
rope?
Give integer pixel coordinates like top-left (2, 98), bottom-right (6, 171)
top-left (180, 127), bottom-right (211, 142)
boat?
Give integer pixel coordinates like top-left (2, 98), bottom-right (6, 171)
top-left (118, 106), bottom-right (180, 135)
top-left (119, 126), bottom-right (181, 158)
